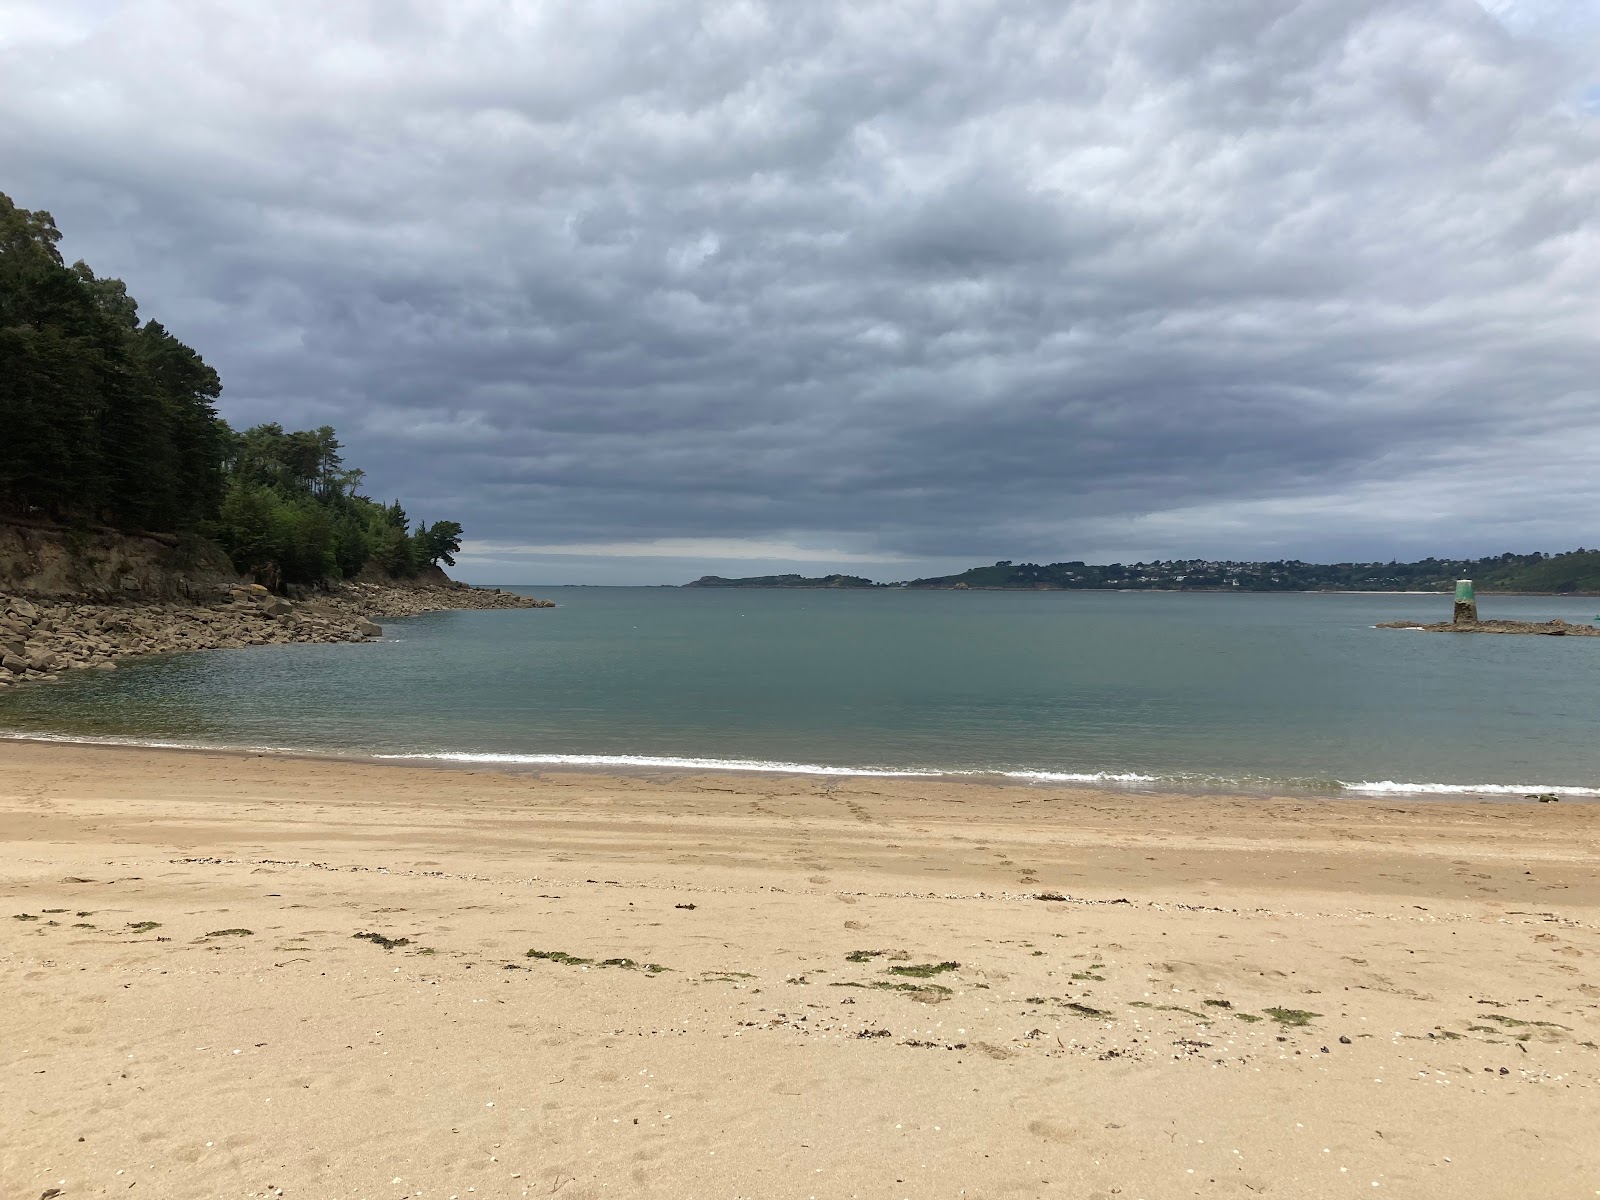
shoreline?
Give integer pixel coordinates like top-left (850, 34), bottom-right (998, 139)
top-left (6, 586), bottom-right (1598, 804)
top-left (2, 737), bottom-right (1597, 1199)
top-left (3, 729), bottom-right (1597, 803)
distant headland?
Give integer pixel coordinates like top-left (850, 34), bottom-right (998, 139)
top-left (686, 551), bottom-right (1600, 594)
top-left (686, 573), bottom-right (876, 589)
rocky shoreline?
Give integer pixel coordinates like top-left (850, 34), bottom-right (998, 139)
top-left (1376, 617), bottom-right (1600, 637)
top-left (0, 582), bottom-right (553, 688)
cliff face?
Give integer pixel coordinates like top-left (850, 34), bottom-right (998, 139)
top-left (350, 559), bottom-right (456, 588)
top-left (0, 521), bottom-right (245, 601)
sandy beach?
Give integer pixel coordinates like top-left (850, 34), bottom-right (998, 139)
top-left (2, 740), bottom-right (1597, 1199)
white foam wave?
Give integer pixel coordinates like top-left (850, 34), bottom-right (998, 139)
top-left (372, 751), bottom-right (945, 777)
top-left (376, 753), bottom-right (1176, 784)
top-left (7, 731), bottom-right (1595, 797)
top-left (998, 770), bottom-right (1161, 784)
top-left (1340, 779), bottom-right (1600, 797)
top-left (2, 730), bottom-right (301, 755)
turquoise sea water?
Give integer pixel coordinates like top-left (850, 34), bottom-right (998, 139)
top-left (2, 587), bottom-right (1598, 796)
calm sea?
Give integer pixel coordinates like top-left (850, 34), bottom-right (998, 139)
top-left (3, 588), bottom-right (1598, 797)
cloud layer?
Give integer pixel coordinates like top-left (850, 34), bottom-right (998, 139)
top-left (4, 0), bottom-right (1598, 581)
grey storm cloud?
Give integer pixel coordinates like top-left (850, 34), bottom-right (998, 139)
top-left (3, 0), bottom-right (1598, 581)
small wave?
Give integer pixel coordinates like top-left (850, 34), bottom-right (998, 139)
top-left (998, 769), bottom-right (1162, 784)
top-left (7, 730), bottom-right (1594, 798)
top-left (376, 753), bottom-right (1189, 785)
top-left (1, 730), bottom-right (303, 755)
top-left (373, 751), bottom-right (946, 777)
top-left (1339, 779), bottom-right (1600, 797)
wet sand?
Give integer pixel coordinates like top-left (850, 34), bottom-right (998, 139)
top-left (3, 739), bottom-right (1598, 1199)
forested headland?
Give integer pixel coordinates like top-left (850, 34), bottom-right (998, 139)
top-left (689, 553), bottom-right (1600, 594)
top-left (0, 193), bottom-right (461, 591)
top-left (900, 553), bottom-right (1600, 593)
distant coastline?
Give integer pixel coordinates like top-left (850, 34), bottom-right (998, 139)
top-left (685, 573), bottom-right (876, 589)
top-left (685, 582), bottom-right (1600, 596)
top-left (686, 549), bottom-right (1600, 594)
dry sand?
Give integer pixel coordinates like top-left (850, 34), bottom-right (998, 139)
top-left (2, 740), bottom-right (1597, 1200)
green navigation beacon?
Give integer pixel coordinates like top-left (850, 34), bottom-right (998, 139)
top-left (1453, 579), bottom-right (1478, 625)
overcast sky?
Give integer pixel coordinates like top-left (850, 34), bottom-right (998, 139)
top-left (3, 1), bottom-right (1598, 583)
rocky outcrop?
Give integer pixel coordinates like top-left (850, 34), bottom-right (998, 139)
top-left (0, 520), bottom-right (244, 600)
top-left (1376, 617), bottom-right (1600, 637)
top-left (0, 582), bottom-right (554, 689)
top-left (335, 580), bottom-right (554, 619)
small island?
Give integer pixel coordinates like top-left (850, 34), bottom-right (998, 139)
top-left (1377, 618), bottom-right (1600, 637)
top-left (1376, 579), bottom-right (1600, 636)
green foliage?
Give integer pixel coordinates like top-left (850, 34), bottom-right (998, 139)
top-left (1, 191), bottom-right (467, 590)
top-left (374, 517), bottom-right (418, 577)
top-left (415, 519), bottom-right (464, 567)
top-left (0, 195), bottom-right (222, 529)
top-left (212, 428), bottom-right (460, 586)
top-left (1481, 549), bottom-right (1600, 594)
top-left (218, 481), bottom-right (279, 579)
top-left (269, 498), bottom-right (337, 585)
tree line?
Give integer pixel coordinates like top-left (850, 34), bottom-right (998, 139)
top-left (0, 192), bottom-right (462, 589)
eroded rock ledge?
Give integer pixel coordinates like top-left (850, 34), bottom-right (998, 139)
top-left (1376, 617), bottom-right (1600, 637)
top-left (0, 582), bottom-right (553, 688)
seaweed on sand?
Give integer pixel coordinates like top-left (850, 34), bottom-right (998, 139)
top-left (1263, 1007), bottom-right (1320, 1027)
top-left (527, 949), bottom-right (591, 964)
top-left (355, 931), bottom-right (412, 950)
top-left (526, 949), bottom-right (669, 974)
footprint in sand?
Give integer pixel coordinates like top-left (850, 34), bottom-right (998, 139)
top-left (1027, 1118), bottom-right (1079, 1144)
